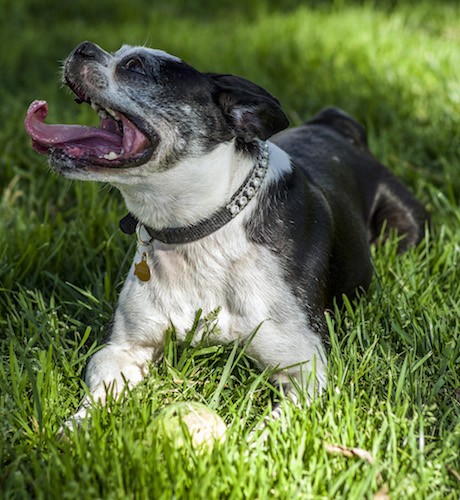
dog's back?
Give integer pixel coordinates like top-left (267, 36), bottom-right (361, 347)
top-left (272, 107), bottom-right (428, 253)
top-left (247, 108), bottom-right (428, 311)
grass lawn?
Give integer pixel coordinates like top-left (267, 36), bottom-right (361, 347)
top-left (1, 0), bottom-right (459, 497)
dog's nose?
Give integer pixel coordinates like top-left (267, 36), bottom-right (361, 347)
top-left (73, 41), bottom-right (99, 60)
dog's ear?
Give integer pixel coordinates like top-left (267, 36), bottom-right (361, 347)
top-left (208, 73), bottom-right (289, 141)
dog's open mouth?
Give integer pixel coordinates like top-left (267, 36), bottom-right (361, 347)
top-left (25, 99), bottom-right (155, 168)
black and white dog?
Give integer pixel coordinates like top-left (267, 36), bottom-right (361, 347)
top-left (25, 41), bottom-right (427, 426)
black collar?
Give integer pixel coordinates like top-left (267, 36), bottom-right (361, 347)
top-left (119, 141), bottom-right (269, 245)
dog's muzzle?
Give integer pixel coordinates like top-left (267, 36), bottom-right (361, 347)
top-left (25, 100), bottom-right (154, 169)
top-left (24, 42), bottom-right (157, 170)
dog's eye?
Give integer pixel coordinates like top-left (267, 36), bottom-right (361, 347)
top-left (124, 57), bottom-right (146, 76)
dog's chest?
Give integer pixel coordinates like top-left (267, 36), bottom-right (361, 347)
top-left (113, 224), bottom-right (306, 349)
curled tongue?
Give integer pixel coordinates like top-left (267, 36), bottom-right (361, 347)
top-left (25, 100), bottom-right (123, 156)
top-left (24, 100), bottom-right (150, 159)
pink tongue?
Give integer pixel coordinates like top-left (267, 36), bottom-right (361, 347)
top-left (25, 100), bottom-right (123, 153)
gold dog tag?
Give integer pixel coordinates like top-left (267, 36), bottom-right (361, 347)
top-left (134, 252), bottom-right (151, 282)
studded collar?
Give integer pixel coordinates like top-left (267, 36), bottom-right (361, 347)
top-left (119, 141), bottom-right (270, 245)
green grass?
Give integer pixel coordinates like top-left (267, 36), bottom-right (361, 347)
top-left (1, 0), bottom-right (459, 497)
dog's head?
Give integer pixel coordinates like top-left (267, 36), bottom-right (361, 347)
top-left (25, 41), bottom-right (289, 181)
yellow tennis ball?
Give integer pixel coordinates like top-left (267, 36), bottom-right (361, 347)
top-left (154, 402), bottom-right (227, 450)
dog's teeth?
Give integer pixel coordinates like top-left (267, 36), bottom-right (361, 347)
top-left (91, 102), bottom-right (100, 113)
top-left (98, 109), bottom-right (109, 119)
top-left (103, 151), bottom-right (120, 160)
top-left (106, 108), bottom-right (119, 120)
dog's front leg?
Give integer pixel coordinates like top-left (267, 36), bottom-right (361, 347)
top-left (64, 342), bottom-right (154, 429)
top-left (247, 323), bottom-right (328, 429)
top-left (63, 267), bottom-right (165, 430)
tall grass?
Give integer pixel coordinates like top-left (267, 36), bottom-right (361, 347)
top-left (1, 0), bottom-right (459, 497)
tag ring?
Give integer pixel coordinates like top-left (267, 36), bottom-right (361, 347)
top-left (136, 223), bottom-right (152, 246)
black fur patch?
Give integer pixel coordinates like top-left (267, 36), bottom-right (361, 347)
top-left (249, 108), bottom-right (427, 338)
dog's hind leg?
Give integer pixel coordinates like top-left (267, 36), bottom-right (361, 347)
top-left (368, 176), bottom-right (428, 252)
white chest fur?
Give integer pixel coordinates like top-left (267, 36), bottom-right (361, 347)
top-left (111, 215), bottom-right (326, 387)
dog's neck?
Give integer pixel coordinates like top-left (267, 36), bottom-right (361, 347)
top-left (115, 140), bottom-right (261, 231)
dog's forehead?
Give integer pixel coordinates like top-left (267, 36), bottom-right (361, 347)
top-left (115, 45), bottom-right (182, 63)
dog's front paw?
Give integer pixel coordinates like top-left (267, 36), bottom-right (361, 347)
top-left (58, 406), bottom-right (90, 436)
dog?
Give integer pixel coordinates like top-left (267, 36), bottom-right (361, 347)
top-left (25, 41), bottom-right (428, 427)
